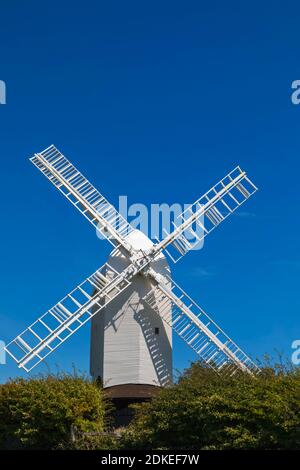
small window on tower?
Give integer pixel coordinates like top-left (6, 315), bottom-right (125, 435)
top-left (155, 327), bottom-right (159, 335)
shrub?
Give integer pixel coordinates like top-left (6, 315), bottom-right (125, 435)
top-left (0, 373), bottom-right (108, 449)
top-left (60, 432), bottom-right (121, 450)
top-left (122, 362), bottom-right (300, 450)
top-left (2, 361), bottom-right (300, 450)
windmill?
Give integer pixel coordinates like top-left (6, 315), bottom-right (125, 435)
top-left (5, 145), bottom-right (260, 402)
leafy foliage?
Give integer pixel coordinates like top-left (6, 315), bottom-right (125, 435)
top-left (0, 373), bottom-right (108, 449)
top-left (1, 362), bottom-right (300, 450)
top-left (61, 432), bottom-right (121, 450)
top-left (122, 362), bottom-right (300, 450)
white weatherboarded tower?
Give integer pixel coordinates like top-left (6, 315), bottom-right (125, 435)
top-left (90, 230), bottom-right (173, 392)
top-left (5, 145), bottom-right (261, 406)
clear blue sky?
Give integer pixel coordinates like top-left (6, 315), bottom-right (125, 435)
top-left (0, 1), bottom-right (299, 382)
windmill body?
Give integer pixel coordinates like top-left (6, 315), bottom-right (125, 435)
top-left (90, 229), bottom-right (173, 392)
top-left (5, 145), bottom-right (261, 388)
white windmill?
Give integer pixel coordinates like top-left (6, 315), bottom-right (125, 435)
top-left (5, 145), bottom-right (260, 404)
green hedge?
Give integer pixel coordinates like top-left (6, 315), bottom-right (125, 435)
top-left (0, 373), bottom-right (108, 449)
top-left (122, 363), bottom-right (300, 450)
top-left (1, 363), bottom-right (300, 450)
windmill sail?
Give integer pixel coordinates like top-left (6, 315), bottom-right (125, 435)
top-left (145, 271), bottom-right (260, 376)
top-left (5, 145), bottom-right (260, 377)
top-left (155, 167), bottom-right (257, 262)
top-left (31, 145), bottom-right (134, 251)
top-left (5, 262), bottom-right (133, 372)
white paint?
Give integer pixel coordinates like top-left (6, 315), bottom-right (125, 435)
top-left (90, 230), bottom-right (172, 388)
